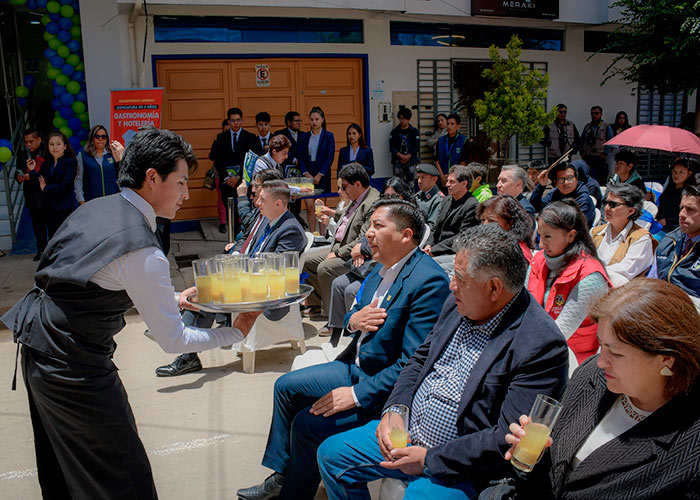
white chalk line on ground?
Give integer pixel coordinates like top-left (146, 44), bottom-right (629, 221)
top-left (2, 433), bottom-right (239, 481)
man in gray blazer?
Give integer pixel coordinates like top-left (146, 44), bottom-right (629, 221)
top-left (318, 225), bottom-right (569, 498)
top-left (303, 163), bottom-right (380, 319)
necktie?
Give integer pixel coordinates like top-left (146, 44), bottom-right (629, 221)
top-left (250, 222), bottom-right (272, 256)
top-left (682, 237), bottom-right (694, 257)
top-left (240, 215), bottom-right (264, 255)
top-left (262, 137), bottom-right (268, 147)
top-left (232, 132), bottom-right (238, 152)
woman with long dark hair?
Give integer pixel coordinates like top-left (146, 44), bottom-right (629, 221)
top-left (657, 158), bottom-right (697, 231)
top-left (75, 125), bottom-right (124, 204)
top-left (28, 131), bottom-right (78, 238)
top-left (298, 106), bottom-right (335, 230)
top-left (527, 199), bottom-right (611, 364)
top-left (478, 194), bottom-right (535, 262)
top-left (338, 123), bottom-right (374, 177)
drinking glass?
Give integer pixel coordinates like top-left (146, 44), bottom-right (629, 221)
top-left (314, 199), bottom-right (324, 215)
top-left (283, 251), bottom-right (300, 295)
top-left (266, 254), bottom-right (285, 300)
top-left (192, 259), bottom-right (213, 304)
top-left (511, 394), bottom-right (563, 473)
top-left (248, 258), bottom-right (269, 301)
top-left (386, 404), bottom-right (410, 449)
top-left (208, 258), bottom-right (224, 303)
top-left (222, 258), bottom-right (242, 303)
top-left (236, 256), bottom-right (251, 301)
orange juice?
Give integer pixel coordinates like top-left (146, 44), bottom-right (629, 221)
top-left (223, 278), bottom-right (242, 303)
top-left (268, 272), bottom-right (285, 299)
top-left (210, 273), bottom-right (223, 303)
top-left (389, 428), bottom-right (408, 449)
top-left (249, 272), bottom-right (268, 301)
top-left (195, 275), bottom-right (213, 303)
top-left (239, 271), bottom-right (250, 301)
top-left (511, 422), bottom-right (551, 472)
top-left (285, 268), bottom-right (300, 294)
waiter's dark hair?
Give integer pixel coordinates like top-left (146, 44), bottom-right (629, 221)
top-left (118, 127), bottom-right (198, 189)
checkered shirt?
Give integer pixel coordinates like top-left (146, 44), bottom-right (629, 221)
top-left (408, 297), bottom-right (516, 448)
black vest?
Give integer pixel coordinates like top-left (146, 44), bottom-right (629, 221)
top-left (1, 194), bottom-right (159, 369)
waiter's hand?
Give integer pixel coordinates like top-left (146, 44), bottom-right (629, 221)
top-left (234, 311), bottom-right (263, 336)
top-left (179, 286), bottom-right (200, 311)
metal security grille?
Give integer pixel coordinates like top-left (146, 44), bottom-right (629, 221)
top-left (417, 59), bottom-right (452, 163)
top-left (637, 90), bottom-right (687, 127)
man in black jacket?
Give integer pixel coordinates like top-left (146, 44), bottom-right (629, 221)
top-left (318, 225), bottom-right (569, 499)
top-left (423, 164), bottom-right (479, 273)
top-left (13, 128), bottom-right (47, 260)
top-left (209, 107), bottom-right (263, 234)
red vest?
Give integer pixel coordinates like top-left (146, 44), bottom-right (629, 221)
top-left (519, 241), bottom-right (534, 264)
top-left (528, 252), bottom-right (611, 364)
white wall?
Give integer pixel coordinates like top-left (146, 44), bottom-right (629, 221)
top-left (80, 3), bottom-right (651, 177)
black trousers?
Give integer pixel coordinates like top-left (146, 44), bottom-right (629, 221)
top-left (22, 347), bottom-right (158, 500)
top-left (27, 206), bottom-right (48, 253)
top-left (46, 209), bottom-right (73, 240)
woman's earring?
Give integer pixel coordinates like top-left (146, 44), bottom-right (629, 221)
top-left (660, 366), bottom-right (674, 377)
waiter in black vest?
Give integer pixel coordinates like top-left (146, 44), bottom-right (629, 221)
top-left (1, 127), bottom-right (260, 500)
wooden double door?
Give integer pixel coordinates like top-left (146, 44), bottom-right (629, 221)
top-left (156, 57), bottom-right (364, 220)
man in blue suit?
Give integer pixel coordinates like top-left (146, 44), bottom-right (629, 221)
top-left (237, 199), bottom-right (451, 500)
top-left (318, 225), bottom-right (569, 499)
top-left (155, 180), bottom-right (305, 376)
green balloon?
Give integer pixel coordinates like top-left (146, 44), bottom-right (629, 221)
top-left (69, 26), bottom-right (81, 38)
top-left (11, 0), bottom-right (27, 6)
top-left (72, 101), bottom-right (86, 114)
top-left (41, 14), bottom-right (51, 26)
top-left (78, 112), bottom-right (89, 122)
top-left (60, 5), bottom-right (74, 18)
top-left (46, 1), bottom-right (60, 14)
top-left (56, 74), bottom-right (69, 86)
top-left (71, 14), bottom-right (81, 26)
top-left (16, 86), bottom-right (29, 98)
top-left (47, 67), bottom-right (61, 79)
top-left (0, 147), bottom-right (12, 164)
top-left (57, 45), bottom-right (70, 58)
top-left (53, 116), bottom-right (67, 128)
top-left (75, 62), bottom-right (85, 71)
top-left (59, 127), bottom-right (73, 138)
top-left (66, 81), bottom-right (80, 95)
top-left (48, 37), bottom-right (62, 50)
top-left (67, 54), bottom-right (80, 66)
top-left (43, 31), bottom-right (55, 42)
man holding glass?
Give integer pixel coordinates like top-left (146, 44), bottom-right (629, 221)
top-left (237, 199), bottom-right (450, 500)
top-left (318, 224), bottom-right (569, 499)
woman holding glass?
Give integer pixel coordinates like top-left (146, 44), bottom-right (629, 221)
top-left (75, 125), bottom-right (124, 204)
top-left (500, 279), bottom-right (700, 499)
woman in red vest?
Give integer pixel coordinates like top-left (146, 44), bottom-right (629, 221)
top-left (528, 199), bottom-right (611, 365)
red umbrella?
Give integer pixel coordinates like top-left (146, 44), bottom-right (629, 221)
top-left (604, 125), bottom-right (700, 155)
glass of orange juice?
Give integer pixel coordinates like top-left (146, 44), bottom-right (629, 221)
top-left (283, 251), bottom-right (300, 295)
top-left (192, 259), bottom-right (213, 304)
top-left (266, 254), bottom-right (285, 300)
top-left (248, 258), bottom-right (269, 301)
top-left (386, 404), bottom-right (410, 450)
top-left (222, 258), bottom-right (242, 303)
top-left (510, 394), bottom-right (563, 473)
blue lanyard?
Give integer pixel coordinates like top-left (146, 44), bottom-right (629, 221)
top-left (250, 220), bottom-right (279, 256)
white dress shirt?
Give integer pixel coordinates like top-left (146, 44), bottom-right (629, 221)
top-left (308, 129), bottom-right (322, 162)
top-left (349, 247), bottom-right (418, 406)
top-left (594, 220), bottom-right (655, 286)
top-left (89, 188), bottom-right (244, 353)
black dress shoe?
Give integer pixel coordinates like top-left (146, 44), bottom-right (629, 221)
top-left (219, 223), bottom-right (227, 234)
top-left (33, 252), bottom-right (42, 262)
top-left (155, 353), bottom-right (202, 377)
top-left (237, 472), bottom-right (284, 500)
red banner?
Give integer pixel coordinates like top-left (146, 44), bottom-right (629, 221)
top-left (109, 88), bottom-right (164, 145)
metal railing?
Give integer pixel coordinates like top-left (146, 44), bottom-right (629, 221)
top-left (1, 105), bottom-right (29, 246)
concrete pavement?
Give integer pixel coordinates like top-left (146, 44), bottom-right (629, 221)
top-left (0, 219), bottom-right (379, 500)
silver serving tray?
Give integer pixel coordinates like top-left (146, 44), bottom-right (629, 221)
top-left (291, 188), bottom-right (324, 199)
top-left (187, 284), bottom-right (313, 313)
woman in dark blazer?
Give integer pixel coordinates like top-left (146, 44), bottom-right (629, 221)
top-left (502, 278), bottom-right (700, 499)
top-left (29, 131), bottom-right (78, 238)
top-left (338, 123), bottom-right (374, 177)
top-left (298, 106), bottom-right (335, 230)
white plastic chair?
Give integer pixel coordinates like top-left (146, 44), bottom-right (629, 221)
top-left (589, 194), bottom-right (597, 207)
top-left (599, 185), bottom-right (607, 197)
top-left (593, 207), bottom-right (601, 227)
top-left (643, 200), bottom-right (658, 219)
top-left (419, 224), bottom-right (431, 248)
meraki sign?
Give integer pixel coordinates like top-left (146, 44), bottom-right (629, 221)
top-left (472, 0), bottom-right (559, 20)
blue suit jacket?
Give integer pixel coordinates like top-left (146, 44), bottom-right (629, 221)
top-left (384, 290), bottom-right (569, 484)
top-left (31, 155), bottom-right (77, 212)
top-left (298, 129), bottom-right (336, 178)
top-left (337, 250), bottom-right (451, 411)
top-left (244, 210), bottom-right (306, 255)
top-left (338, 146), bottom-right (375, 177)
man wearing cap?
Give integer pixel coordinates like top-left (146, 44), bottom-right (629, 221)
top-left (415, 163), bottom-right (445, 231)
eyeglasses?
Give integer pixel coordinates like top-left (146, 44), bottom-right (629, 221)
top-left (558, 110), bottom-right (567, 114)
top-left (556, 175), bottom-right (576, 185)
top-left (591, 111), bottom-right (601, 116)
top-left (94, 134), bottom-right (107, 140)
top-left (339, 183), bottom-right (350, 191)
top-left (603, 199), bottom-right (628, 209)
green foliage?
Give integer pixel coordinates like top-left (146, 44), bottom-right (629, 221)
top-left (601, 0), bottom-right (700, 94)
top-left (473, 35), bottom-right (556, 148)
